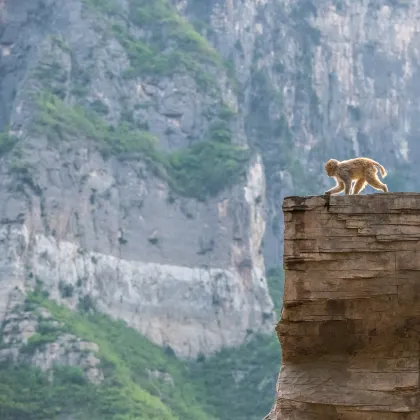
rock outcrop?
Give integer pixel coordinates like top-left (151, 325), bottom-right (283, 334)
top-left (269, 193), bottom-right (420, 419)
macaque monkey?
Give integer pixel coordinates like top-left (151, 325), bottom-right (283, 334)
top-left (324, 157), bottom-right (388, 195)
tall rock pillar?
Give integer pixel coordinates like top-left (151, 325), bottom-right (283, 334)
top-left (271, 193), bottom-right (420, 419)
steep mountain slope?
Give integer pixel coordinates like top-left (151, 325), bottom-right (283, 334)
top-left (0, 0), bottom-right (275, 361)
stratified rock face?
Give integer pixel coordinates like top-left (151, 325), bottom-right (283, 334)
top-left (270, 193), bottom-right (420, 419)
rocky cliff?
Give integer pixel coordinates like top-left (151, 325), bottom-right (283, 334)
top-left (0, 0), bottom-right (277, 361)
top-left (269, 193), bottom-right (420, 419)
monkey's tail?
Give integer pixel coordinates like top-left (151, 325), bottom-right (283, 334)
top-left (374, 162), bottom-right (387, 178)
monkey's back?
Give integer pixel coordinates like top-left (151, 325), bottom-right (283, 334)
top-left (339, 157), bottom-right (382, 179)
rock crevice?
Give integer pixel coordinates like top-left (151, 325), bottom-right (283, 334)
top-left (270, 193), bottom-right (420, 419)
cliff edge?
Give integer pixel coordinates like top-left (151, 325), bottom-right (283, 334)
top-left (268, 193), bottom-right (420, 419)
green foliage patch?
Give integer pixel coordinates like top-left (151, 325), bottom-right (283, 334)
top-left (167, 141), bottom-right (249, 200)
top-left (0, 130), bottom-right (18, 156)
top-left (35, 92), bottom-right (249, 200)
top-left (208, 120), bottom-right (232, 144)
top-left (35, 91), bottom-right (160, 158)
top-left (84, 0), bottom-right (221, 88)
top-left (20, 331), bottom-right (60, 355)
top-left (83, 0), bottom-right (120, 15)
top-left (126, 0), bottom-right (221, 65)
top-left (0, 364), bottom-right (97, 420)
top-left (190, 334), bottom-right (280, 420)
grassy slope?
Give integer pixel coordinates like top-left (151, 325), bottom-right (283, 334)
top-left (0, 279), bottom-right (283, 420)
top-left (0, 292), bottom-right (216, 420)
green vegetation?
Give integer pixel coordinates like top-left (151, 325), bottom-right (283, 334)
top-left (90, 99), bottom-right (110, 115)
top-left (0, 291), bottom-right (280, 420)
top-left (4, 292), bottom-right (216, 420)
top-left (167, 141), bottom-right (249, 200)
top-left (51, 35), bottom-right (72, 53)
top-left (35, 92), bottom-right (250, 200)
top-left (21, 330), bottom-right (59, 355)
top-left (190, 335), bottom-right (279, 420)
top-left (0, 364), bottom-right (97, 420)
top-left (217, 103), bottom-right (237, 122)
top-left (59, 281), bottom-right (74, 298)
top-left (83, 0), bottom-right (120, 15)
top-left (0, 130), bottom-right (17, 156)
top-left (84, 0), bottom-right (221, 88)
top-left (208, 120), bottom-right (232, 144)
top-left (35, 91), bottom-right (160, 158)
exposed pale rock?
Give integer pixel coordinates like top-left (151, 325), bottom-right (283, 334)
top-left (0, 153), bottom-right (274, 359)
top-left (269, 193), bottom-right (420, 419)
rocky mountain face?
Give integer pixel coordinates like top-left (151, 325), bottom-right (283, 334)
top-left (0, 0), bottom-right (276, 362)
top-left (271, 193), bottom-right (420, 419)
top-left (1, 0), bottom-right (420, 418)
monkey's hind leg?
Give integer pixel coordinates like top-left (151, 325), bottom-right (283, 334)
top-left (325, 181), bottom-right (345, 195)
top-left (365, 171), bottom-right (388, 193)
top-left (352, 179), bottom-right (367, 195)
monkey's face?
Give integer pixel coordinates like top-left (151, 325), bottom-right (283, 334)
top-left (325, 159), bottom-right (338, 176)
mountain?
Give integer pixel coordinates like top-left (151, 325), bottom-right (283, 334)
top-left (0, 0), bottom-right (419, 419)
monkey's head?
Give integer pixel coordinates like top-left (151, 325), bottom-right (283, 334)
top-left (325, 159), bottom-right (339, 177)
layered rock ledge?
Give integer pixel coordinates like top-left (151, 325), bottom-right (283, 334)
top-left (268, 193), bottom-right (420, 420)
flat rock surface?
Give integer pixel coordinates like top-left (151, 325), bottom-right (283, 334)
top-left (270, 193), bottom-right (420, 420)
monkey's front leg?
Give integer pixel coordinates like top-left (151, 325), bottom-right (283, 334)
top-left (325, 181), bottom-right (344, 195)
top-left (344, 184), bottom-right (352, 194)
top-left (342, 177), bottom-right (352, 195)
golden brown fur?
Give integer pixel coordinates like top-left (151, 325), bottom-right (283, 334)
top-left (324, 157), bottom-right (388, 195)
